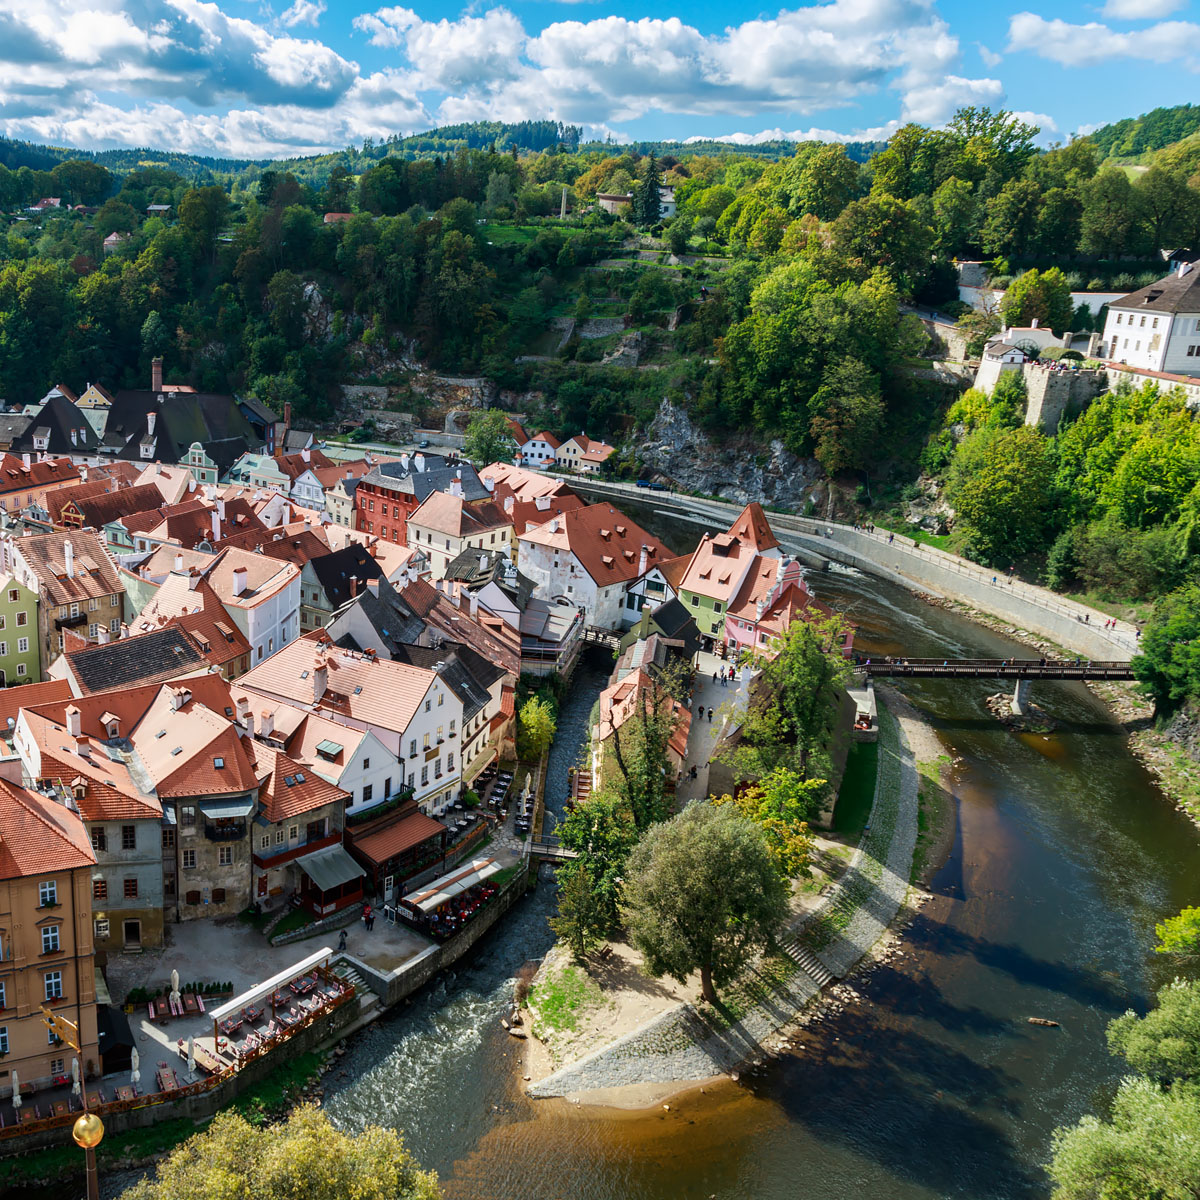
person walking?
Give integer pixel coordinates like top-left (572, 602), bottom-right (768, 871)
top-left (363, 903), bottom-right (372, 931)
top-left (337, 928), bottom-right (348, 952)
top-left (707, 707), bottom-right (713, 723)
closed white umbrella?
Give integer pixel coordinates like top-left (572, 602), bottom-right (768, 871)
top-left (10, 1070), bottom-right (19, 1111)
top-left (130, 1047), bottom-right (140, 1087)
top-left (71, 1057), bottom-right (81, 1098)
top-left (186, 1036), bottom-right (195, 1074)
top-left (169, 969), bottom-right (180, 1006)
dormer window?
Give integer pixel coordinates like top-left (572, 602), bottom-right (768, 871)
top-left (34, 436), bottom-right (48, 450)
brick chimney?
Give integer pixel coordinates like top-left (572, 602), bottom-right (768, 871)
top-left (283, 400), bottom-right (292, 432)
top-left (151, 356), bottom-right (163, 393)
top-left (259, 710), bottom-right (274, 740)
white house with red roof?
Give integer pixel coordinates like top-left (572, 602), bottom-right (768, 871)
top-left (555, 433), bottom-right (617, 474)
top-left (517, 430), bottom-right (560, 468)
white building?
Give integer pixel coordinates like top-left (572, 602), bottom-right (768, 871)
top-left (518, 431), bottom-right (560, 468)
top-left (1102, 264), bottom-right (1200, 377)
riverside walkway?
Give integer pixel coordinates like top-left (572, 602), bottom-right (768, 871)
top-left (862, 658), bottom-right (1134, 681)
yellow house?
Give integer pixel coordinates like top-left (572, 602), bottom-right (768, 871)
top-left (0, 778), bottom-right (100, 1094)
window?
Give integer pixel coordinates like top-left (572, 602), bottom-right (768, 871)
top-left (88, 597), bottom-right (98, 612)
top-left (182, 806), bottom-right (195, 827)
top-left (288, 825), bottom-right (298, 840)
top-left (162, 827), bottom-right (175, 850)
top-left (421, 765), bottom-right (429, 786)
top-left (409, 739), bottom-right (416, 757)
top-left (0, 1026), bottom-right (7, 1054)
top-left (218, 847), bottom-right (233, 866)
top-left (15, 662), bottom-right (23, 677)
top-left (447, 751), bottom-right (454, 771)
top-left (362, 758), bottom-right (370, 770)
top-left (109, 618), bottom-right (119, 633)
top-left (438, 692), bottom-right (443, 707)
top-left (93, 879), bottom-right (107, 901)
top-left (6, 589), bottom-right (15, 602)
top-left (434, 758), bottom-right (442, 777)
top-left (690, 595), bottom-right (699, 606)
top-left (42, 926), bottom-right (60, 954)
top-left (362, 784), bottom-right (373, 804)
top-left (182, 849), bottom-right (196, 870)
top-left (274, 828), bottom-right (285, 844)
top-left (437, 725), bottom-right (443, 742)
top-left (0, 643), bottom-right (7, 657)
top-left (186, 889), bottom-right (201, 905)
top-left (44, 971), bottom-right (63, 1001)
top-left (123, 876), bottom-right (138, 898)
top-left (260, 834), bottom-right (269, 849)
top-left (212, 888), bottom-right (226, 903)
top-left (164, 875), bottom-right (176, 898)
top-left (423, 732), bottom-right (430, 749)
top-left (384, 777), bottom-right (391, 798)
top-left (122, 825), bottom-right (136, 850)
top-left (714, 603), bottom-right (723, 614)
top-left (88, 623), bottom-right (98, 639)
top-left (16, 637), bottom-right (26, 653)
top-left (91, 828), bottom-right (107, 853)
top-left (39, 880), bottom-right (57, 907)
top-left (94, 917), bottom-right (109, 940)
top-left (13, 612), bottom-right (24, 627)
top-left (424, 699), bottom-right (431, 713)
top-left (407, 771), bottom-right (415, 789)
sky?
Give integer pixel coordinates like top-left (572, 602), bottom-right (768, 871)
top-left (0, 0), bottom-right (1197, 160)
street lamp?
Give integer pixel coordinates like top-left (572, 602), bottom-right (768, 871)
top-left (72, 1111), bottom-right (104, 1200)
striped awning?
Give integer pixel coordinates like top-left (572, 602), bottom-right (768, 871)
top-left (407, 858), bottom-right (503, 913)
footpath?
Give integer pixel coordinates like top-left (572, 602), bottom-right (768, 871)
top-left (526, 701), bottom-right (924, 1100)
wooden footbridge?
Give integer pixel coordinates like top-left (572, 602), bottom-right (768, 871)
top-left (529, 836), bottom-right (579, 863)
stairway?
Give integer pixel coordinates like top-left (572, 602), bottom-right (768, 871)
top-left (778, 936), bottom-right (835, 988)
top-left (331, 961), bottom-right (381, 1019)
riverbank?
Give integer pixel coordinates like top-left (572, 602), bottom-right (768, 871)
top-left (519, 694), bottom-right (947, 1107)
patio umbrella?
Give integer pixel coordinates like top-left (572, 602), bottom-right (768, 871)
top-left (71, 1058), bottom-right (81, 1098)
top-left (170, 969), bottom-right (180, 1005)
top-left (187, 1036), bottom-right (195, 1073)
top-left (10, 1070), bottom-right (19, 1111)
top-left (130, 1047), bottom-right (140, 1087)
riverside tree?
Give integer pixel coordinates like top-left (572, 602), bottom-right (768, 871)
top-left (1155, 905), bottom-right (1200, 957)
top-left (623, 803), bottom-right (789, 1004)
top-left (120, 1105), bottom-right (440, 1200)
top-left (462, 407), bottom-right (516, 465)
top-left (1133, 583), bottom-right (1200, 717)
top-left (712, 767), bottom-right (821, 877)
top-left (516, 695), bottom-right (556, 761)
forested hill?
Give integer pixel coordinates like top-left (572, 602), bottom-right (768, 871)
top-left (1088, 104), bottom-right (1200, 161)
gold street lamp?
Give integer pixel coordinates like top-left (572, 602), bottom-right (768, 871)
top-left (72, 1111), bottom-right (104, 1200)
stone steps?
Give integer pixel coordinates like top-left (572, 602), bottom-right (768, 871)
top-left (778, 938), bottom-right (835, 988)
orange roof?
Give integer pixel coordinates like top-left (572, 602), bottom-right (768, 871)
top-left (519, 503), bottom-right (670, 586)
top-left (132, 572), bottom-right (252, 668)
top-left (529, 431), bottom-right (560, 448)
top-left (503, 416), bottom-right (529, 445)
top-left (13, 528), bottom-right (123, 607)
top-left (726, 557), bottom-right (830, 635)
top-left (725, 503), bottom-right (779, 553)
top-left (0, 778), bottom-right (94, 879)
top-left (35, 745), bottom-right (162, 822)
top-left (0, 453), bottom-right (80, 496)
top-left (0, 679), bottom-right (72, 736)
top-left (238, 637), bottom-right (439, 736)
top-left (349, 807), bottom-right (445, 864)
top-left (657, 554), bottom-right (691, 591)
top-left (677, 530), bottom-right (759, 604)
top-left (278, 710), bottom-right (368, 780)
top-left (249, 741), bottom-right (349, 822)
top-left (597, 669), bottom-right (690, 760)
top-left (272, 449), bottom-right (334, 482)
top-left (408, 491), bottom-right (511, 538)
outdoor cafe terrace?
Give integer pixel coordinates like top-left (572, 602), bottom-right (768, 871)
top-left (0, 947), bottom-right (353, 1141)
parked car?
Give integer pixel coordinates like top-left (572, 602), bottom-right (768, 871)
top-left (649, 481), bottom-right (668, 491)
top-left (418, 439), bottom-right (430, 448)
top-left (636, 479), bottom-right (650, 488)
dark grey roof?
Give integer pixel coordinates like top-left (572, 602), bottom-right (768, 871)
top-left (339, 576), bottom-right (427, 647)
top-left (309, 544), bottom-right (384, 609)
top-left (283, 429), bottom-right (313, 452)
top-left (68, 626), bottom-right (204, 693)
top-left (104, 390), bottom-right (261, 466)
top-left (443, 547), bottom-right (534, 608)
top-left (11, 394), bottom-right (101, 455)
top-left (0, 412), bottom-right (32, 445)
top-left (361, 456), bottom-right (491, 503)
top-left (1111, 267), bottom-right (1200, 314)
top-left (238, 395), bottom-right (280, 426)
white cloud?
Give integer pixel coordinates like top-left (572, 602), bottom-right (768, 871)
top-left (1007, 12), bottom-right (1200, 68)
top-left (976, 42), bottom-right (1002, 68)
top-left (279, 0), bottom-right (326, 27)
top-left (685, 121), bottom-right (901, 145)
top-left (1101, 0), bottom-right (1183, 18)
top-left (900, 74), bottom-right (1003, 125)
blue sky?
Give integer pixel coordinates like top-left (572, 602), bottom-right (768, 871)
top-left (0, 0), bottom-right (1197, 158)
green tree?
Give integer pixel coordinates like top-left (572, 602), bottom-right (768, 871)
top-left (666, 216), bottom-right (692, 256)
top-left (484, 170), bottom-right (514, 217)
top-left (1107, 979), bottom-right (1200, 1087)
top-left (140, 310), bottom-right (172, 361)
top-left (623, 803), bottom-right (789, 1004)
top-left (793, 144), bottom-right (859, 221)
top-left (981, 178), bottom-right (1043, 257)
top-left (516, 694), bottom-right (556, 761)
top-left (822, 194), bottom-right (934, 296)
top-left (463, 407), bottom-right (516, 465)
top-left (557, 791), bottom-right (640, 931)
top-left (1048, 1076), bottom-right (1200, 1200)
top-left (178, 184), bottom-right (229, 260)
top-left (635, 155), bottom-right (662, 227)
top-left (1134, 166), bottom-right (1198, 253)
top-left (1080, 167), bottom-right (1140, 256)
top-left (999, 267), bottom-right (1073, 333)
top-left (266, 269), bottom-right (307, 345)
top-left (932, 176), bottom-right (978, 256)
top-left (807, 356), bottom-right (886, 474)
top-left (1156, 906), bottom-right (1200, 957)
top-left (947, 425), bottom-right (1058, 565)
top-left (120, 1104), bottom-right (439, 1200)
top-left (712, 767), bottom-right (821, 876)
top-left (549, 863), bottom-right (608, 961)
top-left (1133, 583), bottom-right (1200, 716)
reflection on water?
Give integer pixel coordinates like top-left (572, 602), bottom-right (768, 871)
top-left (326, 564), bottom-right (1200, 1200)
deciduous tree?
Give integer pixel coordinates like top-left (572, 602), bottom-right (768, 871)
top-left (1155, 905), bottom-right (1200, 958)
top-left (463, 407), bottom-right (516, 465)
top-left (516, 694), bottom-right (556, 761)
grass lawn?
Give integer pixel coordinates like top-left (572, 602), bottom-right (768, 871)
top-left (272, 908), bottom-right (315, 938)
top-left (530, 964), bottom-right (604, 1035)
top-left (871, 519), bottom-right (953, 551)
top-left (832, 741), bottom-right (878, 839)
top-left (479, 222), bottom-right (538, 245)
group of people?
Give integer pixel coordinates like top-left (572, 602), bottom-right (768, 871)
top-left (711, 665), bottom-right (737, 688)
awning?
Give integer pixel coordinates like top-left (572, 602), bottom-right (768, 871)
top-left (208, 946), bottom-right (335, 1024)
top-left (199, 797), bottom-right (255, 819)
top-left (296, 845), bottom-right (365, 894)
top-left (408, 858), bottom-right (503, 913)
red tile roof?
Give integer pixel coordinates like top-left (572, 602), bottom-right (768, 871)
top-left (132, 572), bottom-right (252, 668)
top-left (0, 778), bottom-right (95, 879)
top-left (13, 528), bottom-right (123, 607)
top-left (408, 492), bottom-right (512, 538)
top-left (726, 502), bottom-right (779, 553)
top-left (0, 453), bottom-right (80, 496)
top-left (0, 679), bottom-right (72, 735)
top-left (349, 806), bottom-right (445, 865)
top-left (249, 740), bottom-right (350, 822)
top-left (519, 503), bottom-right (671, 586)
top-left (597, 669), bottom-right (690, 761)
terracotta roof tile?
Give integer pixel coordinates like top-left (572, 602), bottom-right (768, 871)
top-left (519, 503), bottom-right (670, 586)
top-left (249, 740), bottom-right (349, 822)
top-left (0, 777), bottom-right (95, 879)
top-left (348, 806), bottom-right (445, 865)
top-left (13, 528), bottom-right (123, 607)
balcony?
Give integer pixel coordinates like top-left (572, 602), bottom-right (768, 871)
top-left (204, 821), bottom-right (246, 843)
top-left (54, 611), bottom-right (88, 629)
top-left (252, 829), bottom-right (341, 869)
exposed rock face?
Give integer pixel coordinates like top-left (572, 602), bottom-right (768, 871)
top-left (601, 331), bottom-right (642, 367)
top-left (637, 399), bottom-right (821, 508)
top-left (904, 476), bottom-right (955, 534)
top-left (1163, 701), bottom-right (1200, 765)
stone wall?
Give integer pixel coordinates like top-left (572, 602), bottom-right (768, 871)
top-left (916, 317), bottom-right (970, 362)
top-left (1024, 365), bottom-right (1107, 433)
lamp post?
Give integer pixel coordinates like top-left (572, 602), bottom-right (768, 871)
top-left (72, 1111), bottom-right (104, 1200)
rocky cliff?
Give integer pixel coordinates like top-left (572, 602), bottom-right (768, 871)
top-left (636, 399), bottom-right (821, 509)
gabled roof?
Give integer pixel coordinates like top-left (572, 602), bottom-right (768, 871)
top-left (394, 577), bottom-right (521, 677)
top-left (73, 484), bottom-right (169, 529)
top-left (0, 453), bottom-right (80, 496)
top-left (238, 395), bottom-right (280, 426)
top-left (272, 448), bottom-right (334, 482)
top-left (596, 668), bottom-right (690, 761)
top-left (0, 679), bottom-right (72, 738)
top-left (142, 497), bottom-right (267, 549)
top-left (386, 643), bottom-right (500, 722)
top-left (408, 491), bottom-right (512, 538)
top-left (249, 740), bottom-right (349, 823)
top-left (132, 571), bottom-right (253, 668)
top-left (361, 456), bottom-right (491, 503)
top-left (526, 430), bottom-right (560, 448)
top-left (0, 778), bottom-right (95, 879)
top-left (502, 416), bottom-right (529, 445)
top-left (519, 503), bottom-right (671, 586)
top-left (11, 393), bottom-right (100, 456)
top-left (13, 528), bottom-right (123, 606)
top-left (62, 626), bottom-right (206, 694)
top-left (309, 544), bottom-right (384, 609)
top-left (107, 390), bottom-right (259, 466)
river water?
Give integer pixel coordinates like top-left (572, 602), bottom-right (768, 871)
top-left (312, 534), bottom-right (1200, 1200)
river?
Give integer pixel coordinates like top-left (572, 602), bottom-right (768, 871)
top-left (311, 523), bottom-right (1200, 1200)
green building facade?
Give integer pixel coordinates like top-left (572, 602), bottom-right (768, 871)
top-left (0, 575), bottom-right (40, 685)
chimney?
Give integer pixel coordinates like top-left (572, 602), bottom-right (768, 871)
top-left (64, 539), bottom-right (75, 579)
top-left (244, 710), bottom-right (255, 737)
top-left (414, 453), bottom-right (425, 473)
top-left (756, 598), bottom-right (766, 621)
top-left (1179, 261), bottom-right (1193, 279)
top-left (301, 448), bottom-right (310, 463)
top-left (80, 465), bottom-right (87, 483)
top-left (449, 479), bottom-right (463, 499)
top-left (97, 626), bottom-right (110, 644)
top-left (211, 509), bottom-right (221, 544)
top-left (217, 499), bottom-right (226, 520)
top-left (259, 710), bottom-right (274, 740)
top-left (479, 553), bottom-right (488, 572)
top-left (349, 575), bottom-right (358, 598)
top-left (151, 356), bottom-right (163, 393)
top-left (503, 495), bottom-right (515, 515)
top-left (534, 494), bottom-right (550, 511)
top-left (400, 453), bottom-right (410, 472)
top-left (120, 623), bottom-right (130, 639)
top-left (1030, 318), bottom-right (1040, 330)
top-left (283, 400), bottom-right (292, 431)
top-left (365, 577), bottom-right (379, 598)
top-left (21, 452), bottom-right (29, 469)
top-left (549, 518), bottom-right (560, 534)
top-left (187, 568), bottom-right (200, 591)
top-left (483, 475), bottom-right (494, 492)
top-left (469, 591), bottom-right (479, 620)
top-left (65, 705), bottom-right (81, 738)
top-left (146, 411), bottom-right (156, 437)
top-left (638, 545), bottom-right (648, 575)
top-left (313, 653), bottom-right (328, 703)
top-left (170, 686), bottom-right (192, 711)
top-left (236, 695), bottom-right (250, 723)
top-left (232, 566), bottom-right (248, 596)
top-left (174, 553), bottom-right (184, 572)
top-left (76, 734), bottom-right (91, 759)
top-left (188, 477), bottom-right (197, 492)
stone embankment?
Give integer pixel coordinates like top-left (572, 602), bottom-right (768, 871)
top-left (527, 702), bottom-right (923, 1099)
